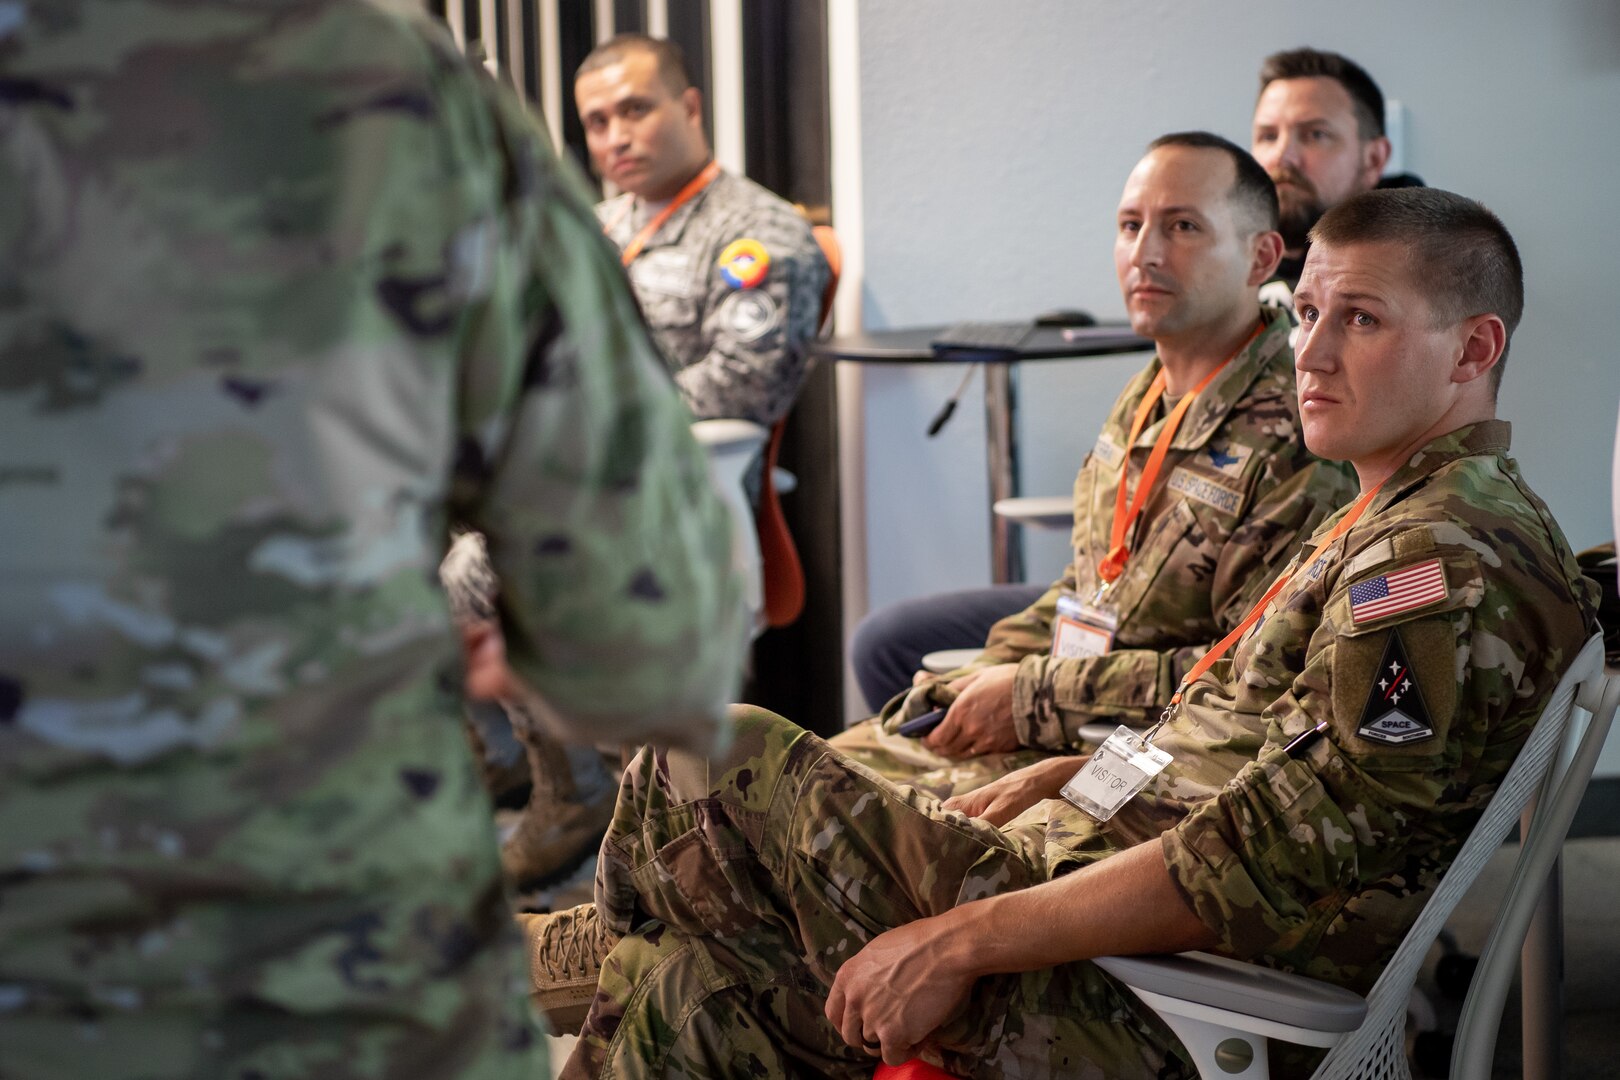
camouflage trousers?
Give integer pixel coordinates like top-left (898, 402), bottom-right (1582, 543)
top-left (827, 716), bottom-right (1052, 798)
top-left (563, 705), bottom-right (1189, 1079)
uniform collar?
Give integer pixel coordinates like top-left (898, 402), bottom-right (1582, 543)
top-left (1127, 304), bottom-right (1293, 452)
top-left (1296, 419), bottom-right (1513, 556)
top-left (629, 164), bottom-right (728, 251)
top-left (1368, 419), bottom-right (1513, 514)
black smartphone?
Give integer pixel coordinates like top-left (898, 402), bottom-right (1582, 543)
top-left (897, 707), bottom-right (946, 738)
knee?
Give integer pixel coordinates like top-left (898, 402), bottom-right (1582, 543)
top-left (663, 704), bottom-right (809, 803)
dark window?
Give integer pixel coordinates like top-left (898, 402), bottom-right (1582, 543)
top-left (557, 2), bottom-right (599, 180)
top-left (519, 0), bottom-right (539, 102)
top-left (666, 0), bottom-right (713, 139)
top-left (742, 0), bottom-right (829, 217)
top-left (612, 0), bottom-right (645, 36)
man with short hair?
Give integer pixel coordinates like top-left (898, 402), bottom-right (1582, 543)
top-left (1251, 46), bottom-right (1419, 295)
top-left (575, 33), bottom-right (830, 431)
top-left (537, 187), bottom-right (1596, 1079)
top-left (834, 133), bottom-right (1354, 797)
top-left (850, 48), bottom-right (1416, 713)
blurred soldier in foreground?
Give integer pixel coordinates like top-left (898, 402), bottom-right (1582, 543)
top-left (0, 1), bottom-right (747, 1077)
top-left (534, 190), bottom-right (1597, 1078)
top-left (441, 532), bottom-right (621, 889)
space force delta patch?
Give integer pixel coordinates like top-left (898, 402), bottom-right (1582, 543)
top-left (1356, 630), bottom-right (1437, 745)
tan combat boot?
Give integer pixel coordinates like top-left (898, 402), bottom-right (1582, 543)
top-left (518, 903), bottom-right (619, 1034)
top-left (497, 707), bottom-right (618, 887)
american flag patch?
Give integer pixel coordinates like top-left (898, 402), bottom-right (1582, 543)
top-left (1349, 559), bottom-right (1447, 624)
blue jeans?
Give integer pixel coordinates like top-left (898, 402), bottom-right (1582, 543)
top-left (848, 583), bottom-right (1047, 717)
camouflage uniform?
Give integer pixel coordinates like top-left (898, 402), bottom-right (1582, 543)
top-left (833, 306), bottom-right (1357, 796)
top-left (600, 169), bottom-right (831, 428)
top-left (0, 3), bottom-right (746, 1078)
top-left (562, 420), bottom-right (1596, 1079)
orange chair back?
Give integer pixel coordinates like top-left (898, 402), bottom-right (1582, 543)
top-left (757, 225), bottom-right (840, 629)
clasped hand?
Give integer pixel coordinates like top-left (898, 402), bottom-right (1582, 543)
top-left (941, 753), bottom-right (1086, 826)
top-left (824, 914), bottom-right (975, 1065)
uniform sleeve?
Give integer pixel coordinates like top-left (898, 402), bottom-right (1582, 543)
top-left (674, 218), bottom-right (830, 427)
top-left (449, 82), bottom-right (748, 752)
top-left (1161, 538), bottom-right (1544, 968)
top-left (1011, 456), bottom-right (1354, 749)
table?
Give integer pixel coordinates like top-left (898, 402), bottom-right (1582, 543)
top-left (812, 324), bottom-right (1149, 583)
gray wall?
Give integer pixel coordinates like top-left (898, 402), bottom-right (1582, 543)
top-left (852, 0), bottom-right (1620, 610)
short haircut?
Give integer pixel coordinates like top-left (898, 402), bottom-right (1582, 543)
top-left (1146, 131), bottom-right (1281, 233)
top-left (1259, 48), bottom-right (1385, 140)
top-left (1310, 188), bottom-right (1523, 389)
top-left (575, 33), bottom-right (692, 95)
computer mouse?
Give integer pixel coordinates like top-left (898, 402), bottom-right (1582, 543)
top-left (1034, 308), bottom-right (1097, 327)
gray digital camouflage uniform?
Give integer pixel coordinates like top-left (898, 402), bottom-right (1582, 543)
top-left (599, 168), bottom-right (831, 428)
top-left (562, 420), bottom-right (1596, 1080)
top-left (833, 305), bottom-right (1357, 796)
top-left (0, 2), bottom-right (746, 1077)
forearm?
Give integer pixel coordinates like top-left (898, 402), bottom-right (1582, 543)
top-left (945, 841), bottom-right (1217, 979)
top-left (1012, 647), bottom-right (1193, 747)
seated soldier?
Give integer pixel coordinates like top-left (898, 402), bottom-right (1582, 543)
top-left (530, 188), bottom-right (1598, 1079)
top-left (853, 47), bottom-right (1415, 712)
top-left (833, 133), bottom-right (1356, 797)
top-left (575, 34), bottom-right (830, 434)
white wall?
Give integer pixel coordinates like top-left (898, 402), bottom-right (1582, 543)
top-left (845, 0), bottom-right (1620, 751)
top-left (851, 0), bottom-right (1620, 602)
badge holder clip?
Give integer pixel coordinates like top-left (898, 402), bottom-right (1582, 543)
top-left (1060, 723), bottom-right (1173, 822)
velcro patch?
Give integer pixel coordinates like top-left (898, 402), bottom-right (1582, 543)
top-left (1356, 630), bottom-right (1436, 745)
top-left (1202, 440), bottom-right (1253, 477)
top-left (718, 290), bottom-right (780, 343)
top-left (1091, 435), bottom-right (1125, 471)
top-left (1167, 466), bottom-right (1241, 515)
top-left (1349, 558), bottom-right (1447, 625)
top-left (717, 238), bottom-right (770, 289)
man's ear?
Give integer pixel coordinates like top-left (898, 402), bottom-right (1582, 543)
top-left (1247, 229), bottom-right (1285, 286)
top-left (682, 85), bottom-right (703, 124)
top-left (1360, 135), bottom-right (1393, 188)
top-left (1454, 313), bottom-right (1507, 386)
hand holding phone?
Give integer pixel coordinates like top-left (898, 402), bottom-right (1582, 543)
top-left (897, 707), bottom-right (946, 738)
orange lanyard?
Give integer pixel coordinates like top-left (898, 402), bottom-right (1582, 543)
top-left (1096, 323), bottom-right (1264, 585)
top-left (1145, 479), bottom-right (1388, 737)
top-left (613, 160), bottom-right (721, 267)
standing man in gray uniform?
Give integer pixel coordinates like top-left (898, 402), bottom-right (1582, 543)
top-left (575, 34), bottom-right (831, 430)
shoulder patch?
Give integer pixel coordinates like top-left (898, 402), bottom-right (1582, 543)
top-left (717, 238), bottom-right (770, 289)
top-left (1349, 558), bottom-right (1447, 625)
top-left (717, 290), bottom-right (780, 343)
top-left (1356, 629), bottom-right (1436, 745)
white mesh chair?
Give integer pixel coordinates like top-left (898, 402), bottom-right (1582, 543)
top-left (1095, 631), bottom-right (1616, 1079)
top-left (691, 419), bottom-right (769, 633)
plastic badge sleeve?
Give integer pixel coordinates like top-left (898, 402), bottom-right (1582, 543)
top-left (1061, 726), bottom-right (1173, 822)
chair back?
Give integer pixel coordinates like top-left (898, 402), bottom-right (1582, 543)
top-left (757, 225), bottom-right (841, 629)
top-left (1450, 638), bottom-right (1620, 1078)
top-left (1308, 632), bottom-right (1611, 1079)
top-left (812, 224), bottom-right (842, 333)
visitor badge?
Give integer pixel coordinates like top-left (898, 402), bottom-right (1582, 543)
top-left (1053, 590), bottom-right (1117, 660)
top-left (1060, 725), bottom-right (1172, 822)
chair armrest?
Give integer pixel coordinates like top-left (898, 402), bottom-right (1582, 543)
top-left (691, 418), bottom-right (769, 453)
top-left (1094, 952), bottom-right (1367, 1034)
top-left (992, 495), bottom-right (1075, 530)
